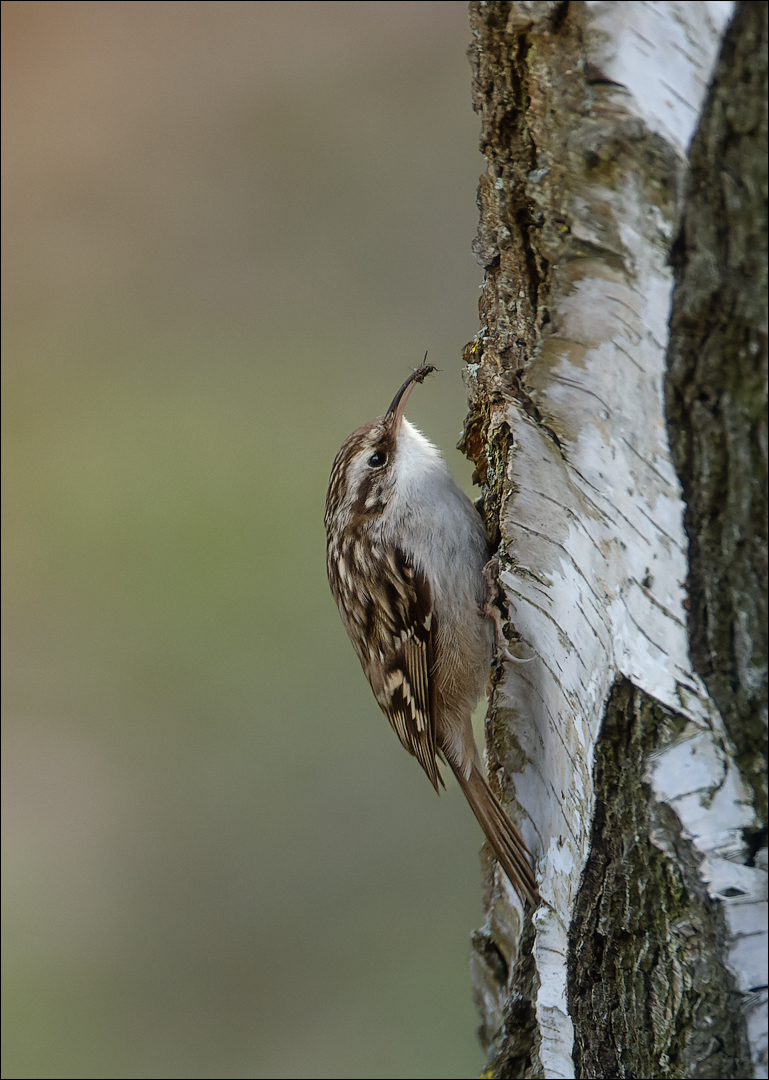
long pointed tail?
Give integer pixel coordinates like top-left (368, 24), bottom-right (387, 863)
top-left (453, 761), bottom-right (539, 907)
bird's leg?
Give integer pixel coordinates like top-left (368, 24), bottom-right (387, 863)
top-left (482, 555), bottom-right (534, 665)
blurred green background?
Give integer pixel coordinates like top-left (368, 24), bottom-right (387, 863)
top-left (1, 3), bottom-right (490, 1077)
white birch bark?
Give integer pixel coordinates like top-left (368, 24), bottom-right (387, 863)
top-left (464, 3), bottom-right (767, 1077)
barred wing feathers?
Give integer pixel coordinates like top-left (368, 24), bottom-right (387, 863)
top-left (333, 541), bottom-right (443, 792)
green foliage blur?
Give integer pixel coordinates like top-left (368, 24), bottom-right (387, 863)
top-left (2, 3), bottom-right (490, 1077)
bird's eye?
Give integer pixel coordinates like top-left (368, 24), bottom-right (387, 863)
top-left (367, 450), bottom-right (387, 469)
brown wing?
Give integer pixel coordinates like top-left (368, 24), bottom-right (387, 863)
top-left (364, 547), bottom-right (443, 792)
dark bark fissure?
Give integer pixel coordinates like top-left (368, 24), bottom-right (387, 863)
top-left (568, 680), bottom-right (751, 1080)
top-left (665, 0), bottom-right (768, 830)
top-left (488, 916), bottom-right (540, 1080)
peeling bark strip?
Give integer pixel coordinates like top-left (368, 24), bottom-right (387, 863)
top-left (462, 3), bottom-right (767, 1078)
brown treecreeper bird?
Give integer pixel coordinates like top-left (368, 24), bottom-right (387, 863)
top-left (324, 364), bottom-right (539, 906)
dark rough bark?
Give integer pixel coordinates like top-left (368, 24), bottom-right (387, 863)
top-left (568, 680), bottom-right (750, 1080)
top-left (474, 913), bottom-right (541, 1078)
top-left (665, 0), bottom-right (769, 831)
top-left (458, 0), bottom-right (580, 500)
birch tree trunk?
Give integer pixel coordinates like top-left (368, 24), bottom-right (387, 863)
top-left (461, 4), bottom-right (767, 1078)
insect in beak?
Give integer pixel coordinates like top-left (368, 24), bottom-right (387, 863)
top-left (385, 356), bottom-right (436, 433)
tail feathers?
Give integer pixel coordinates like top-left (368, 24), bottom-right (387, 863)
top-left (453, 762), bottom-right (539, 907)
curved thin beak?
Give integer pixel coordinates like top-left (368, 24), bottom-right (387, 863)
top-left (385, 361), bottom-right (436, 432)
